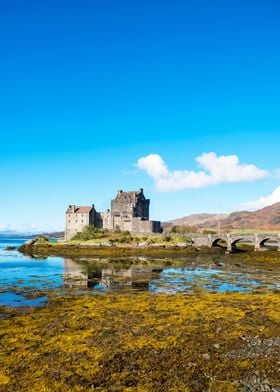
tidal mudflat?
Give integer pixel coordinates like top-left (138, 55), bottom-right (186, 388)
top-left (0, 238), bottom-right (280, 391)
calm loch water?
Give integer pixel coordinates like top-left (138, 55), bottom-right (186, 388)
top-left (0, 238), bottom-right (279, 307)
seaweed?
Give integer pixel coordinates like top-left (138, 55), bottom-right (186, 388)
top-left (0, 292), bottom-right (280, 391)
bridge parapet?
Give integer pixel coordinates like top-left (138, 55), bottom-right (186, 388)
top-left (191, 233), bottom-right (280, 252)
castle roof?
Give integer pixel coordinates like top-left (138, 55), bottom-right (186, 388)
top-left (66, 205), bottom-right (93, 214)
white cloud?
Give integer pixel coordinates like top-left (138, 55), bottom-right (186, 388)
top-left (240, 185), bottom-right (280, 210)
top-left (136, 152), bottom-right (269, 192)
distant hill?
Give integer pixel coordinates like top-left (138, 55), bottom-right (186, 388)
top-left (0, 231), bottom-right (64, 239)
top-left (169, 213), bottom-right (228, 227)
top-left (168, 202), bottom-right (280, 230)
top-left (0, 230), bottom-right (32, 238)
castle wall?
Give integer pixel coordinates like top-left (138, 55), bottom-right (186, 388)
top-left (65, 213), bottom-right (90, 240)
top-left (100, 210), bottom-right (113, 230)
top-left (111, 199), bottom-right (134, 218)
top-left (134, 199), bottom-right (149, 219)
top-left (131, 218), bottom-right (162, 234)
top-left (65, 207), bottom-right (95, 240)
top-left (149, 220), bottom-right (162, 233)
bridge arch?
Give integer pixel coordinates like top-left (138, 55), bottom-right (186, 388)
top-left (231, 237), bottom-right (255, 246)
top-left (230, 237), bottom-right (255, 251)
top-left (259, 238), bottom-right (271, 247)
top-left (258, 237), bottom-right (280, 250)
top-left (211, 238), bottom-right (226, 248)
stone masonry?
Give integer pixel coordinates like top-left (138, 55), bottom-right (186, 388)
top-left (65, 205), bottom-right (96, 240)
top-left (65, 189), bottom-right (162, 240)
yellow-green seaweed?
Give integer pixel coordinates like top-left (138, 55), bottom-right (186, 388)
top-left (0, 292), bottom-right (280, 391)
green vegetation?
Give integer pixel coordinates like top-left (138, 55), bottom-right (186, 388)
top-left (0, 292), bottom-right (279, 391)
top-left (67, 226), bottom-right (193, 246)
top-left (35, 235), bottom-right (49, 243)
top-left (169, 225), bottom-right (199, 234)
top-left (72, 226), bottom-right (109, 241)
top-left (202, 229), bottom-right (218, 235)
top-left (19, 241), bottom-right (202, 258)
top-left (169, 226), bottom-right (280, 235)
top-left (229, 228), bottom-right (280, 235)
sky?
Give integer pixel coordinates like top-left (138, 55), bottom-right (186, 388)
top-left (0, 0), bottom-right (280, 232)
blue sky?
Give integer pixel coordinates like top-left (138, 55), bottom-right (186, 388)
top-left (0, 0), bottom-right (280, 231)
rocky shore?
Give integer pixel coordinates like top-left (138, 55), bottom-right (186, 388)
top-left (18, 238), bottom-right (280, 261)
top-left (18, 239), bottom-right (207, 258)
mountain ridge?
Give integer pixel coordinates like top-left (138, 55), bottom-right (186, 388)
top-left (168, 202), bottom-right (280, 230)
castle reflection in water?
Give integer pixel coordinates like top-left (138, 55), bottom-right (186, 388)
top-left (63, 258), bottom-right (162, 292)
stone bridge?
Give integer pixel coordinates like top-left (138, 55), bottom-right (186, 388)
top-left (191, 233), bottom-right (280, 253)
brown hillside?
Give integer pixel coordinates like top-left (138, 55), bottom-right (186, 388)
top-left (168, 203), bottom-right (280, 230)
top-left (170, 213), bottom-right (228, 227)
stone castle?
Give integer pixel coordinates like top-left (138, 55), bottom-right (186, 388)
top-left (65, 189), bottom-right (162, 240)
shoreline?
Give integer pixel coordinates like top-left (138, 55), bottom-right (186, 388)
top-left (19, 241), bottom-right (205, 258)
top-left (18, 240), bottom-right (280, 261)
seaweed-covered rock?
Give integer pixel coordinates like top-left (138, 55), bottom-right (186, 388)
top-left (18, 239), bottom-right (36, 253)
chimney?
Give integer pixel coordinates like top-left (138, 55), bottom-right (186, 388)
top-left (69, 204), bottom-right (75, 213)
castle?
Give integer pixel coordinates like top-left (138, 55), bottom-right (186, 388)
top-left (65, 189), bottom-right (162, 240)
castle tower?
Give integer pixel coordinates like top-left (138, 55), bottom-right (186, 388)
top-left (110, 189), bottom-right (150, 231)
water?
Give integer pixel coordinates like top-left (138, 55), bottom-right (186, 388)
top-left (0, 238), bottom-right (279, 307)
top-left (0, 238), bottom-right (63, 306)
top-left (149, 267), bottom-right (261, 294)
